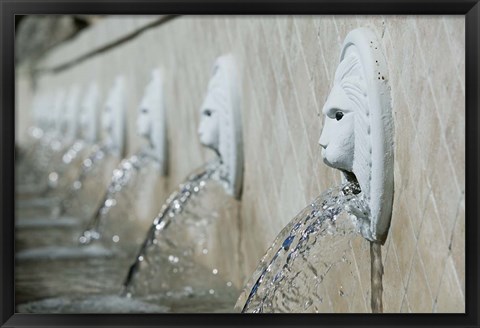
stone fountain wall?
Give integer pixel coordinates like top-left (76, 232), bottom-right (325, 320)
top-left (16, 15), bottom-right (465, 312)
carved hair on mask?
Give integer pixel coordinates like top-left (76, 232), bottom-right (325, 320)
top-left (198, 54), bottom-right (243, 199)
top-left (319, 51), bottom-right (367, 174)
top-left (319, 28), bottom-right (394, 243)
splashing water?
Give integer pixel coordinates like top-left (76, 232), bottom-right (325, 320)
top-left (234, 181), bottom-right (377, 313)
top-left (17, 132), bottom-right (66, 194)
top-left (122, 159), bottom-right (223, 292)
top-left (78, 150), bottom-right (153, 245)
top-left (55, 144), bottom-right (110, 217)
top-left (43, 140), bottom-right (88, 194)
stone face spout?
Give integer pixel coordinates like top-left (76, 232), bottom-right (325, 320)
top-left (102, 75), bottom-right (127, 157)
top-left (53, 88), bottom-right (67, 137)
top-left (319, 27), bottom-right (394, 243)
top-left (198, 54), bottom-right (244, 199)
top-left (79, 82), bottom-right (100, 144)
top-left (136, 68), bottom-right (168, 175)
top-left (64, 85), bottom-right (81, 143)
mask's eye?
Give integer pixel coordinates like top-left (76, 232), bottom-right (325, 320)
top-left (203, 109), bottom-right (213, 117)
top-left (141, 108), bottom-right (148, 114)
top-left (335, 111), bottom-right (344, 121)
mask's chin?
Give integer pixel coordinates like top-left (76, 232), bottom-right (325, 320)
top-left (321, 152), bottom-right (360, 193)
top-left (201, 140), bottom-right (220, 158)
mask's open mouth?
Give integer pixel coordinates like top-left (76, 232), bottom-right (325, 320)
top-left (341, 170), bottom-right (361, 195)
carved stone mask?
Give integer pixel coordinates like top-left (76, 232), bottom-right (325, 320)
top-left (79, 82), bottom-right (99, 143)
top-left (198, 107), bottom-right (220, 151)
top-left (137, 107), bottom-right (152, 139)
top-left (101, 75), bottom-right (126, 155)
top-left (102, 103), bottom-right (113, 136)
top-left (137, 72), bottom-right (157, 140)
top-left (319, 28), bottom-right (394, 243)
top-left (198, 55), bottom-right (243, 199)
top-left (198, 64), bottom-right (222, 153)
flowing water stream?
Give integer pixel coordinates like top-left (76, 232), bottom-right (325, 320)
top-left (16, 143), bottom-right (385, 313)
top-left (78, 150), bottom-right (152, 245)
top-left (42, 140), bottom-right (89, 196)
top-left (16, 157), bottom-right (239, 313)
top-left (16, 132), bottom-right (65, 196)
top-left (234, 181), bottom-right (382, 313)
top-left (122, 159), bottom-right (222, 290)
top-left (120, 158), bottom-right (240, 312)
top-left (55, 143), bottom-right (112, 218)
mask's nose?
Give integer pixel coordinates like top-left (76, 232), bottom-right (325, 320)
top-left (319, 118), bottom-right (331, 149)
top-left (318, 135), bottom-right (327, 149)
top-left (197, 119), bottom-right (204, 138)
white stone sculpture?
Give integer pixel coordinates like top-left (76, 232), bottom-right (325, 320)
top-left (136, 68), bottom-right (167, 174)
top-left (64, 85), bottom-right (81, 143)
top-left (29, 90), bottom-right (49, 138)
top-left (319, 27), bottom-right (394, 243)
top-left (102, 75), bottom-right (127, 157)
top-left (198, 54), bottom-right (243, 199)
top-left (52, 88), bottom-right (66, 138)
top-left (79, 82), bottom-right (100, 144)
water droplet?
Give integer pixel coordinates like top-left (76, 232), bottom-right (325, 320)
top-left (63, 154), bottom-right (72, 164)
top-left (73, 181), bottom-right (82, 189)
top-left (212, 269), bottom-right (218, 275)
top-left (105, 198), bottom-right (117, 207)
top-left (226, 281), bottom-right (232, 287)
top-left (282, 235), bottom-right (295, 250)
top-left (48, 172), bottom-right (58, 182)
top-left (138, 256), bottom-right (144, 262)
top-left (155, 221), bottom-right (166, 230)
top-left (112, 235), bottom-right (120, 243)
top-left (209, 289), bottom-right (215, 295)
top-left (84, 159), bottom-right (93, 167)
top-left (202, 248), bottom-right (208, 254)
top-left (113, 169), bottom-right (123, 179)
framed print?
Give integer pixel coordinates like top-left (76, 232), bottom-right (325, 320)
top-left (1, 1), bottom-right (478, 327)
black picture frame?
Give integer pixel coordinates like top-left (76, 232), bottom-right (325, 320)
top-left (1, 1), bottom-right (478, 327)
